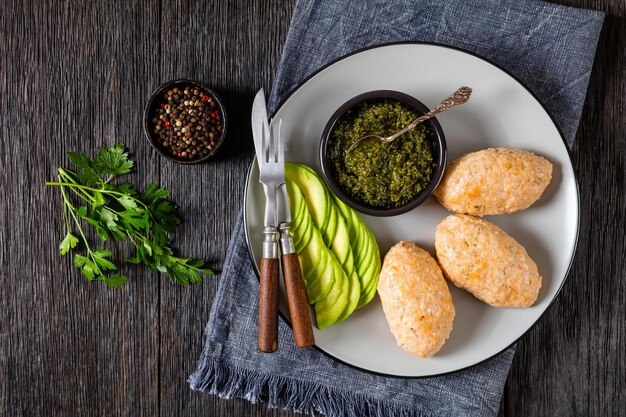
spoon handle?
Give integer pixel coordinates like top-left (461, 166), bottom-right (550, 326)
top-left (388, 86), bottom-right (472, 142)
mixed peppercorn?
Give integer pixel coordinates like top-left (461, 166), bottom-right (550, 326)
top-left (151, 85), bottom-right (223, 161)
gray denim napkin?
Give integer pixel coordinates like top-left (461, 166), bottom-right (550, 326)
top-left (189, 1), bottom-right (603, 416)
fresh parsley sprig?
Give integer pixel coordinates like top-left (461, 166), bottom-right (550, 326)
top-left (47, 144), bottom-right (214, 287)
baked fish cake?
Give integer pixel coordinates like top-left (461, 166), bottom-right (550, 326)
top-left (435, 214), bottom-right (542, 308)
top-left (378, 241), bottom-right (454, 358)
top-left (433, 148), bottom-right (552, 216)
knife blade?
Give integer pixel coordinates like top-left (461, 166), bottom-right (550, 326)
top-left (251, 89), bottom-right (280, 353)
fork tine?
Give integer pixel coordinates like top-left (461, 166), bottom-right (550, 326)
top-left (276, 119), bottom-right (284, 165)
top-left (260, 119), bottom-right (284, 184)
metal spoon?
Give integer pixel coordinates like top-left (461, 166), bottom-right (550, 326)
top-left (346, 86), bottom-right (473, 153)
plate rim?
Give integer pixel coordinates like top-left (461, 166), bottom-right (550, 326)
top-left (243, 40), bottom-right (580, 378)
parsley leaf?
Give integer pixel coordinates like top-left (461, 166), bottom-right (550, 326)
top-left (92, 249), bottom-right (117, 271)
top-left (67, 151), bottom-right (92, 170)
top-left (94, 143), bottom-right (134, 176)
top-left (47, 144), bottom-right (214, 288)
top-left (102, 274), bottom-right (128, 288)
top-left (59, 232), bottom-right (79, 255)
top-left (142, 183), bottom-right (170, 203)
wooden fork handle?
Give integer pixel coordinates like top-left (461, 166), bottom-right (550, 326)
top-left (281, 252), bottom-right (315, 348)
top-left (278, 223), bottom-right (315, 348)
top-left (258, 257), bottom-right (279, 353)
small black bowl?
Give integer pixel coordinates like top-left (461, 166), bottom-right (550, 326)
top-left (319, 90), bottom-right (447, 216)
top-left (143, 79), bottom-right (227, 164)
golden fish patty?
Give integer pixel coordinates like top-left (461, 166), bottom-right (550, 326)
top-left (378, 241), bottom-right (454, 358)
top-left (435, 214), bottom-right (542, 308)
top-left (433, 148), bottom-right (552, 216)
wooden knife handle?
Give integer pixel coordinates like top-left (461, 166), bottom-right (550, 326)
top-left (258, 257), bottom-right (279, 353)
top-left (281, 252), bottom-right (315, 348)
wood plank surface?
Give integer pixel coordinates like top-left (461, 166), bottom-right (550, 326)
top-left (502, 1), bottom-right (626, 416)
top-left (0, 0), bottom-right (623, 416)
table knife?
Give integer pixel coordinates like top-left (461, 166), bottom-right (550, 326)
top-left (252, 89), bottom-right (280, 353)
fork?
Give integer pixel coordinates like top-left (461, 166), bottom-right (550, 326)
top-left (257, 121), bottom-right (282, 353)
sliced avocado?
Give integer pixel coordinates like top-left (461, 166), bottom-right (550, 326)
top-left (333, 194), bottom-right (361, 244)
top-left (321, 202), bottom-right (338, 247)
top-left (366, 228), bottom-right (382, 270)
top-left (285, 163), bottom-right (330, 232)
top-left (330, 211), bottom-right (351, 267)
top-left (340, 242), bottom-right (355, 276)
top-left (306, 254), bottom-right (334, 303)
top-left (303, 245), bottom-right (328, 287)
top-left (355, 229), bottom-right (381, 307)
top-left (356, 241), bottom-right (373, 279)
top-left (328, 194), bottom-right (358, 276)
top-left (350, 212), bottom-right (369, 267)
top-left (314, 256), bottom-right (345, 311)
top-left (293, 216), bottom-right (314, 253)
top-left (331, 187), bottom-right (378, 309)
top-left (314, 257), bottom-right (349, 329)
top-left (332, 194), bottom-right (352, 222)
top-left (356, 282), bottom-right (378, 310)
top-left (358, 261), bottom-right (379, 296)
top-left (288, 163), bottom-right (383, 322)
top-left (290, 199), bottom-right (306, 234)
top-left (334, 270), bottom-right (361, 324)
top-left (286, 178), bottom-right (316, 254)
top-left (356, 229), bottom-right (379, 287)
top-left (298, 228), bottom-right (326, 281)
top-left (354, 227), bottom-right (372, 277)
top-left (295, 162), bottom-right (319, 178)
top-left (286, 179), bottom-right (305, 229)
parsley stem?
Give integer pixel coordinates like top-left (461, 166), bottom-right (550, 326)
top-left (46, 181), bottom-right (161, 225)
top-left (47, 181), bottom-right (147, 206)
top-left (64, 202), bottom-right (103, 278)
top-left (62, 188), bottom-right (71, 232)
top-left (61, 186), bottom-right (94, 256)
top-left (56, 169), bottom-right (96, 204)
top-left (125, 231), bottom-right (138, 246)
top-left (46, 182), bottom-right (107, 193)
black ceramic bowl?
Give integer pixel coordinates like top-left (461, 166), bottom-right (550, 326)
top-left (143, 79), bottom-right (227, 164)
top-left (319, 90), bottom-right (447, 216)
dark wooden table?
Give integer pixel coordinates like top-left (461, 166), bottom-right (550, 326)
top-left (1, 0), bottom-right (623, 416)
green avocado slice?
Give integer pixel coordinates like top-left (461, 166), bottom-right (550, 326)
top-left (334, 270), bottom-right (361, 324)
top-left (286, 179), bottom-right (306, 231)
top-left (299, 228), bottom-right (326, 282)
top-left (314, 255), bottom-right (349, 329)
top-left (357, 229), bottom-right (380, 285)
top-left (285, 163), bottom-right (330, 232)
top-left (305, 255), bottom-right (334, 304)
top-left (293, 213), bottom-right (313, 253)
top-left (330, 209), bottom-right (351, 265)
top-left (321, 203), bottom-right (337, 247)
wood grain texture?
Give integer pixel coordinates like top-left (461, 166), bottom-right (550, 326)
top-left (281, 252), bottom-right (315, 348)
top-left (501, 1), bottom-right (626, 416)
top-left (0, 0), bottom-right (623, 416)
top-left (259, 257), bottom-right (280, 353)
top-left (1, 1), bottom-right (162, 416)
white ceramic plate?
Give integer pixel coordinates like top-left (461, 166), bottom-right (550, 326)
top-left (243, 43), bottom-right (579, 377)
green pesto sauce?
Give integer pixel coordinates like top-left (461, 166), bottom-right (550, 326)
top-left (328, 100), bottom-right (434, 208)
